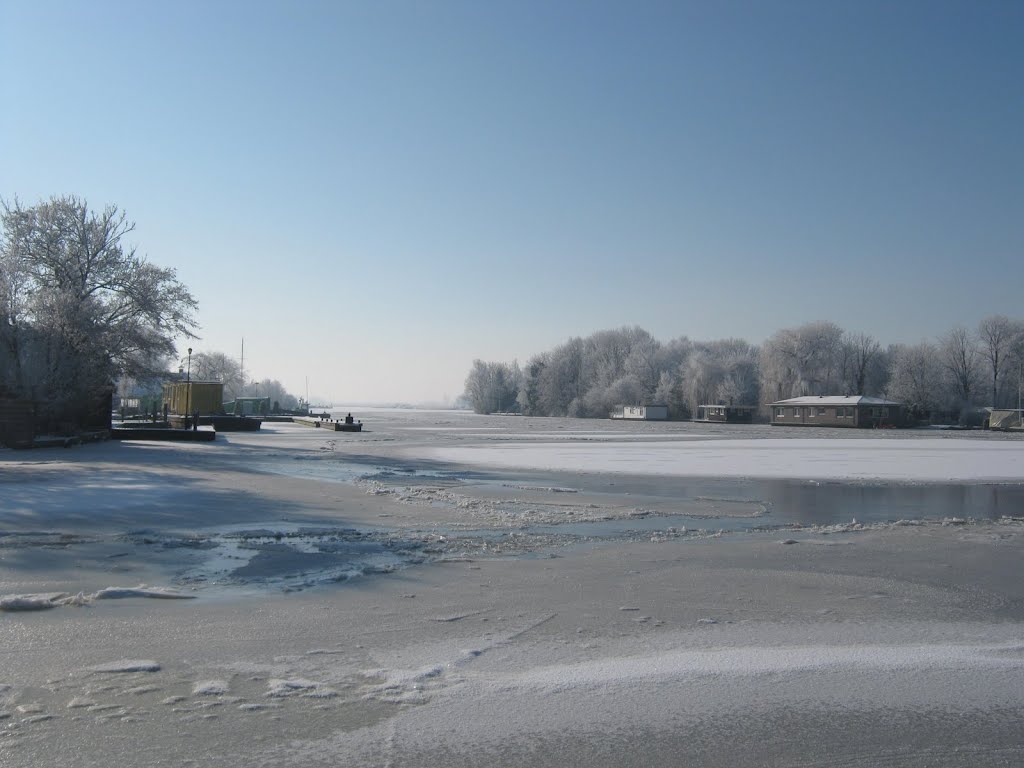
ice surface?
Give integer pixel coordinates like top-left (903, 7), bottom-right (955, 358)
top-left (3, 415), bottom-right (1024, 768)
top-left (423, 437), bottom-right (1024, 481)
top-left (501, 642), bottom-right (1024, 691)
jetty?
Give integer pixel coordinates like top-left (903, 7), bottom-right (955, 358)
top-left (111, 426), bottom-right (216, 441)
top-left (292, 416), bottom-right (363, 432)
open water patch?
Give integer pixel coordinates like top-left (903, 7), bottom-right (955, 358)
top-left (255, 451), bottom-right (1024, 529)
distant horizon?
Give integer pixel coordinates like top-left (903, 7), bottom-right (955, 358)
top-left (3, 1), bottom-right (1021, 402)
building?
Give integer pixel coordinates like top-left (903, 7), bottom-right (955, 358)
top-left (223, 396), bottom-right (272, 416)
top-left (162, 380), bottom-right (225, 416)
top-left (768, 396), bottom-right (906, 428)
top-left (694, 404), bottom-right (757, 423)
top-left (610, 404), bottom-right (669, 420)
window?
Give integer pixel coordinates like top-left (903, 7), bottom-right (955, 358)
top-left (809, 408), bottom-right (815, 418)
top-left (836, 407), bottom-right (845, 418)
top-left (817, 408), bottom-right (825, 416)
top-left (776, 408), bottom-right (784, 418)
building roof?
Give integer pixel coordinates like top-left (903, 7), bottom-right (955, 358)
top-left (697, 404), bottom-right (757, 409)
top-left (769, 396), bottom-right (903, 407)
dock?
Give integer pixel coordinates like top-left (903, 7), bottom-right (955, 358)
top-left (111, 427), bottom-right (216, 441)
top-left (166, 415), bottom-right (261, 431)
top-left (292, 417), bottom-right (363, 432)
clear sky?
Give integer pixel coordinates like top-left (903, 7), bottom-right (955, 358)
top-left (2, 1), bottom-right (1021, 404)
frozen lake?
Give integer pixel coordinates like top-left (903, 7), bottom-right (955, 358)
top-left (2, 409), bottom-right (1023, 767)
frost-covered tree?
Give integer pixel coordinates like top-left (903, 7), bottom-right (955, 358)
top-left (0, 196), bottom-right (197, 428)
top-left (760, 321), bottom-right (845, 400)
top-left (622, 329), bottom-right (662, 398)
top-left (887, 342), bottom-right (944, 416)
top-left (537, 337), bottom-right (584, 416)
top-left (189, 351), bottom-right (244, 401)
top-left (553, 327), bottom-right (664, 417)
top-left (517, 356), bottom-right (548, 416)
top-left (685, 339), bottom-right (759, 414)
top-left (464, 359), bottom-right (521, 414)
top-left (652, 370), bottom-right (687, 417)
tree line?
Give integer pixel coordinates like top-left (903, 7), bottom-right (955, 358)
top-left (464, 318), bottom-right (1024, 420)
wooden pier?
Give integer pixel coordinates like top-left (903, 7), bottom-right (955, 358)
top-left (111, 427), bottom-right (216, 441)
top-left (292, 416), bottom-right (363, 432)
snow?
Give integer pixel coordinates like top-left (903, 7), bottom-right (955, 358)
top-left (265, 679), bottom-right (338, 699)
top-left (502, 642), bottom-right (1024, 692)
top-left (422, 437), bottom-right (1024, 482)
top-left (192, 680), bottom-right (230, 696)
top-left (771, 395), bottom-right (902, 406)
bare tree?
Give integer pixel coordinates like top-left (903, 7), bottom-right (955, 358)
top-left (841, 332), bottom-right (882, 395)
top-left (977, 315), bottom-right (1022, 407)
top-left (938, 327), bottom-right (981, 409)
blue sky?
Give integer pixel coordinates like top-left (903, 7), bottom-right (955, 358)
top-left (2, 1), bottom-right (1021, 403)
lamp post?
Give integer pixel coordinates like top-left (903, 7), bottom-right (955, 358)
top-left (186, 347), bottom-right (192, 429)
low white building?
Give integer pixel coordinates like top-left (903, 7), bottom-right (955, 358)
top-left (610, 404), bottom-right (669, 421)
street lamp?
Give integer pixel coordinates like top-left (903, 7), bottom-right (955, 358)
top-left (186, 347), bottom-right (192, 429)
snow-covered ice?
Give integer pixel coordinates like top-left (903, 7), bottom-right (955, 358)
top-left (421, 437), bottom-right (1024, 481)
top-left (2, 412), bottom-right (1024, 767)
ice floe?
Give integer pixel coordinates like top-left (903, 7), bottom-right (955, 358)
top-left (192, 680), bottom-right (230, 696)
